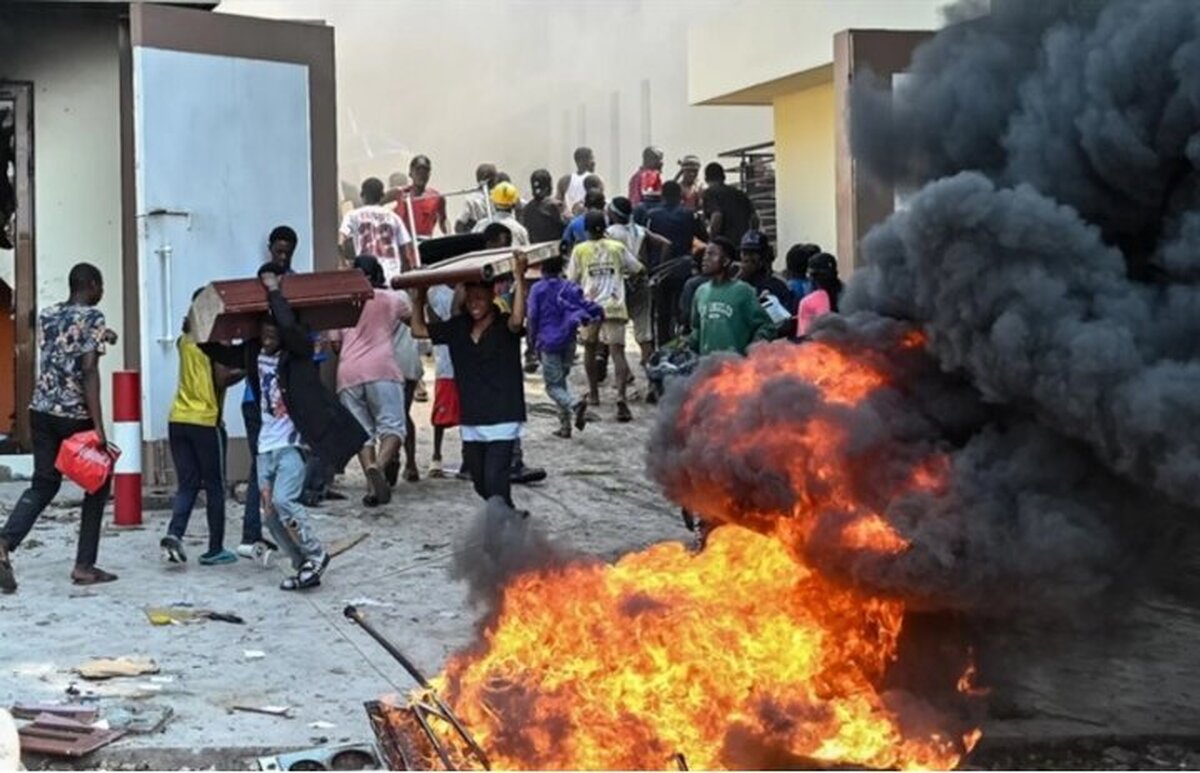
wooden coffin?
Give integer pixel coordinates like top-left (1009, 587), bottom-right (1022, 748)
top-left (188, 271), bottom-right (374, 343)
top-left (389, 240), bottom-right (560, 290)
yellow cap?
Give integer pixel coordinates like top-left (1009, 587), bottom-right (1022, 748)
top-left (490, 182), bottom-right (520, 208)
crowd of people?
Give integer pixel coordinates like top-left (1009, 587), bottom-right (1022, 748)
top-left (0, 145), bottom-right (844, 596)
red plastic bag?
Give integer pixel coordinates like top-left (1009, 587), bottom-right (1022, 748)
top-left (55, 431), bottom-right (119, 494)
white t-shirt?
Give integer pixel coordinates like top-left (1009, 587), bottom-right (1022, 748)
top-left (257, 353), bottom-right (300, 454)
top-left (605, 222), bottom-right (647, 264)
top-left (564, 172), bottom-right (591, 215)
top-left (473, 211), bottom-right (530, 246)
top-left (339, 205), bottom-right (412, 282)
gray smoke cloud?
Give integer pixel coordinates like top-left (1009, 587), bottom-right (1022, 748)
top-left (650, 0), bottom-right (1200, 616)
top-left (450, 497), bottom-right (580, 611)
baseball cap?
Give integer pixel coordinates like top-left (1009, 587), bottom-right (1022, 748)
top-left (740, 229), bottom-right (769, 252)
top-left (679, 154), bottom-right (702, 168)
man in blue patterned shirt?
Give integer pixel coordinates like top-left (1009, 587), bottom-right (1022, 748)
top-left (0, 263), bottom-right (118, 592)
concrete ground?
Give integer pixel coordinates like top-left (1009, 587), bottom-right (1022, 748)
top-left (4, 357), bottom-right (1200, 770)
top-left (0, 363), bottom-right (684, 770)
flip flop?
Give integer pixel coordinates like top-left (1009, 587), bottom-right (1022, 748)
top-left (71, 566), bottom-right (118, 585)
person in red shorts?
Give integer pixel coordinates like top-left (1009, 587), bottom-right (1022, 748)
top-left (426, 284), bottom-right (459, 477)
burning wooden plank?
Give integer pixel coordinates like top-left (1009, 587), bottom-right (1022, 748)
top-left (187, 270), bottom-right (374, 343)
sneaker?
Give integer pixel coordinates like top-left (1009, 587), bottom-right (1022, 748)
top-left (573, 401), bottom-right (589, 432)
top-left (510, 464), bottom-right (548, 485)
top-left (160, 535), bottom-right (187, 564)
top-left (616, 401), bottom-right (633, 423)
top-left (237, 540), bottom-right (277, 567)
top-left (0, 542), bottom-right (16, 594)
top-left (198, 549), bottom-right (237, 566)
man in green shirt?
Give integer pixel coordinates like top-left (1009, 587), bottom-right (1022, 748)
top-left (687, 236), bottom-right (775, 356)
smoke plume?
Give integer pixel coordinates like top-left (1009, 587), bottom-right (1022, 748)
top-left (450, 497), bottom-right (579, 610)
top-left (650, 0), bottom-right (1200, 615)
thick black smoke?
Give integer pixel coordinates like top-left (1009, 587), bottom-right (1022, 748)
top-left (650, 0), bottom-right (1200, 615)
top-left (849, 0), bottom-right (1200, 507)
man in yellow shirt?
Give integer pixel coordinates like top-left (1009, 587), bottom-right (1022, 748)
top-left (567, 210), bottom-right (645, 422)
top-left (160, 292), bottom-right (243, 565)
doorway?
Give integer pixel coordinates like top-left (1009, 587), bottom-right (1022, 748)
top-left (0, 82), bottom-right (35, 452)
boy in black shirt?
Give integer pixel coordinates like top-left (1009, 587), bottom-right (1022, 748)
top-left (410, 254), bottom-right (530, 508)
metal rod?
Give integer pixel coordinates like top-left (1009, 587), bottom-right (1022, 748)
top-left (343, 605), bottom-right (431, 689)
top-left (404, 193), bottom-right (422, 267)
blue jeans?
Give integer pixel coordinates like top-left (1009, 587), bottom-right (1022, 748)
top-left (540, 349), bottom-right (577, 413)
top-left (257, 446), bottom-right (324, 570)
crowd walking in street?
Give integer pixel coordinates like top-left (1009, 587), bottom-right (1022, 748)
top-left (0, 144), bottom-right (843, 595)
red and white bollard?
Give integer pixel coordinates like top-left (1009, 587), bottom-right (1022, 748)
top-left (112, 371), bottom-right (142, 527)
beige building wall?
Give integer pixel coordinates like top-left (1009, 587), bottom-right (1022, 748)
top-left (772, 82), bottom-right (836, 265)
top-left (689, 0), bottom-right (944, 105)
top-left (0, 9), bottom-right (125, 434)
top-left (216, 0), bottom-right (772, 221)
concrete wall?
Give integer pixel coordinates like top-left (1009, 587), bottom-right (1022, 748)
top-left (688, 0), bottom-right (945, 104)
top-left (0, 7), bottom-right (125, 438)
top-left (772, 82), bottom-right (836, 265)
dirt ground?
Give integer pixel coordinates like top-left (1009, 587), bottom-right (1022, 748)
top-left (0, 362), bottom-right (684, 770)
top-left (3, 359), bottom-right (1200, 770)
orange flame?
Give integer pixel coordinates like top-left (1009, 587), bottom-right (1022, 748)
top-left (423, 527), bottom-right (969, 770)
top-left (409, 338), bottom-right (979, 769)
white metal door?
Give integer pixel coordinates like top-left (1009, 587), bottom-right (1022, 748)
top-left (133, 46), bottom-right (313, 442)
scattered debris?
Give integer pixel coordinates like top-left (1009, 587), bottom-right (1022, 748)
top-left (257, 742), bottom-right (382, 771)
top-left (144, 606), bottom-right (244, 625)
top-left (308, 720), bottom-right (336, 730)
top-left (343, 596), bottom-right (392, 608)
top-left (10, 703), bottom-right (98, 723)
top-left (0, 710), bottom-right (19, 770)
top-left (243, 650), bottom-right (266, 660)
top-left (102, 703), bottom-right (174, 735)
top-left (328, 532), bottom-right (369, 558)
top-left (75, 657), bottom-right (159, 680)
top-left (231, 704), bottom-right (292, 718)
top-left (17, 713), bottom-right (124, 757)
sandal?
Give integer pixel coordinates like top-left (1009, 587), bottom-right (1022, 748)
top-left (280, 559), bottom-right (322, 591)
top-left (71, 566), bottom-right (118, 585)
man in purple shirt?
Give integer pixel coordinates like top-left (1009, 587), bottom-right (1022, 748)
top-left (527, 255), bottom-right (603, 438)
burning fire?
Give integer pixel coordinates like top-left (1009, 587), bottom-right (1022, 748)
top-left (665, 339), bottom-right (937, 568)
top-left (430, 527), bottom-right (966, 770)
top-left (398, 338), bottom-right (978, 770)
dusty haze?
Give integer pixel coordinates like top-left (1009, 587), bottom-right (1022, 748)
top-left (217, 0), bottom-right (770, 216)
